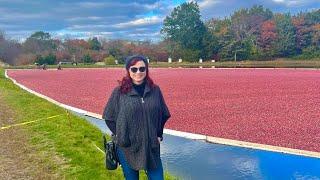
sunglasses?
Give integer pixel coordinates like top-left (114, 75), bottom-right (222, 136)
top-left (130, 66), bottom-right (146, 73)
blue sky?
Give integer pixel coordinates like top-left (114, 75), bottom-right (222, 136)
top-left (0, 0), bottom-right (319, 42)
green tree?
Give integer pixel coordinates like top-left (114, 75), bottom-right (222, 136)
top-left (35, 53), bottom-right (56, 65)
top-left (305, 9), bottom-right (320, 25)
top-left (202, 29), bottom-right (218, 60)
top-left (23, 31), bottom-right (56, 54)
top-left (206, 18), bottom-right (233, 60)
top-left (162, 39), bottom-right (181, 61)
top-left (274, 13), bottom-right (297, 57)
top-left (30, 31), bottom-right (51, 40)
top-left (88, 37), bottom-right (102, 50)
top-left (45, 53), bottom-right (56, 65)
top-left (106, 40), bottom-right (126, 63)
top-left (82, 54), bottom-right (93, 64)
top-left (161, 2), bottom-right (206, 61)
top-left (104, 55), bottom-right (116, 65)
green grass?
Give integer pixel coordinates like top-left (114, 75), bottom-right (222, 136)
top-left (0, 68), bottom-right (178, 179)
top-left (5, 58), bottom-right (320, 69)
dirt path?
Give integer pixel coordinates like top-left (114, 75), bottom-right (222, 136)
top-left (0, 93), bottom-right (60, 180)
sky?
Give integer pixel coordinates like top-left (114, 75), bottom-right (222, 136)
top-left (0, 0), bottom-right (319, 42)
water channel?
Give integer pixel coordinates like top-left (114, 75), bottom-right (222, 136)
top-left (74, 112), bottom-right (320, 180)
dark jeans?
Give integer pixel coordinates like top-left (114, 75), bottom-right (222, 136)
top-left (117, 148), bottom-right (164, 180)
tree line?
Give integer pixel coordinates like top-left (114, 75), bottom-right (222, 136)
top-left (0, 3), bottom-right (319, 65)
top-left (0, 31), bottom-right (169, 65)
top-left (162, 2), bottom-right (320, 61)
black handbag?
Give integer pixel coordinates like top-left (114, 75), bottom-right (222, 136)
top-left (103, 134), bottom-right (119, 170)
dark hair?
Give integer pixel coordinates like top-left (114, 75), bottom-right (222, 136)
top-left (118, 58), bottom-right (155, 94)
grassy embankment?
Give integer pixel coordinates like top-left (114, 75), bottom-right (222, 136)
top-left (0, 68), bottom-right (177, 179)
top-left (6, 58), bottom-right (320, 69)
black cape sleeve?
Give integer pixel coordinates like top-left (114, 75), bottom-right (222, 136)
top-left (102, 87), bottom-right (120, 135)
top-left (157, 88), bottom-right (171, 140)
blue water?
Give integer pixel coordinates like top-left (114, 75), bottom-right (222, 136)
top-left (75, 112), bottom-right (320, 180)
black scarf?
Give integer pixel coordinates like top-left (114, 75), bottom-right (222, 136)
top-left (132, 80), bottom-right (146, 97)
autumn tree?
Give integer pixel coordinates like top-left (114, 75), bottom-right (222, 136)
top-left (0, 31), bottom-right (22, 65)
top-left (312, 23), bottom-right (320, 46)
top-left (206, 18), bottom-right (233, 60)
top-left (64, 39), bottom-right (90, 62)
top-left (104, 40), bottom-right (126, 63)
top-left (292, 15), bottom-right (312, 54)
top-left (230, 5), bottom-right (273, 60)
top-left (258, 20), bottom-right (277, 58)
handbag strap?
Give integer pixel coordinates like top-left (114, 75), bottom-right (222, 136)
top-left (103, 134), bottom-right (116, 148)
top-left (103, 134), bottom-right (107, 149)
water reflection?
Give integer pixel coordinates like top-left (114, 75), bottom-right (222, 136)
top-left (161, 135), bottom-right (264, 179)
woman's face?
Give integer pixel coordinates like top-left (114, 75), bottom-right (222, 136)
top-left (129, 60), bottom-right (146, 85)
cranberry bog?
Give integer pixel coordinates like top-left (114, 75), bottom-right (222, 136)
top-left (6, 68), bottom-right (320, 154)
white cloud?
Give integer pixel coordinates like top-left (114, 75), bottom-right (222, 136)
top-left (113, 16), bottom-right (163, 29)
top-left (5, 30), bottom-right (34, 42)
top-left (0, 23), bottom-right (20, 28)
top-left (67, 16), bottom-right (103, 22)
top-left (0, 0), bottom-right (26, 2)
top-left (1, 0), bottom-right (319, 41)
top-left (77, 2), bottom-right (109, 8)
top-left (128, 32), bottom-right (160, 37)
top-left (142, 2), bottom-right (159, 11)
top-left (0, 12), bottom-right (51, 21)
top-left (52, 30), bottom-right (114, 40)
top-left (197, 0), bottom-right (222, 19)
top-left (135, 28), bottom-right (149, 31)
top-left (76, 1), bottom-right (157, 10)
top-left (198, 0), bottom-right (221, 9)
top-left (271, 0), bottom-right (315, 7)
top-left (66, 24), bottom-right (110, 31)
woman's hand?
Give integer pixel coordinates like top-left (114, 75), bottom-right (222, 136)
top-left (157, 137), bottom-right (162, 144)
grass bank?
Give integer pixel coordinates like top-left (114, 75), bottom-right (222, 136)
top-left (0, 68), bottom-right (177, 179)
top-left (5, 58), bottom-right (320, 69)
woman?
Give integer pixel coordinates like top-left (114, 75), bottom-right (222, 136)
top-left (103, 55), bottom-right (171, 180)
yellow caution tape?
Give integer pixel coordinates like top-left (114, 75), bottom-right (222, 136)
top-left (93, 143), bottom-right (105, 154)
top-left (0, 114), bottom-right (63, 130)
